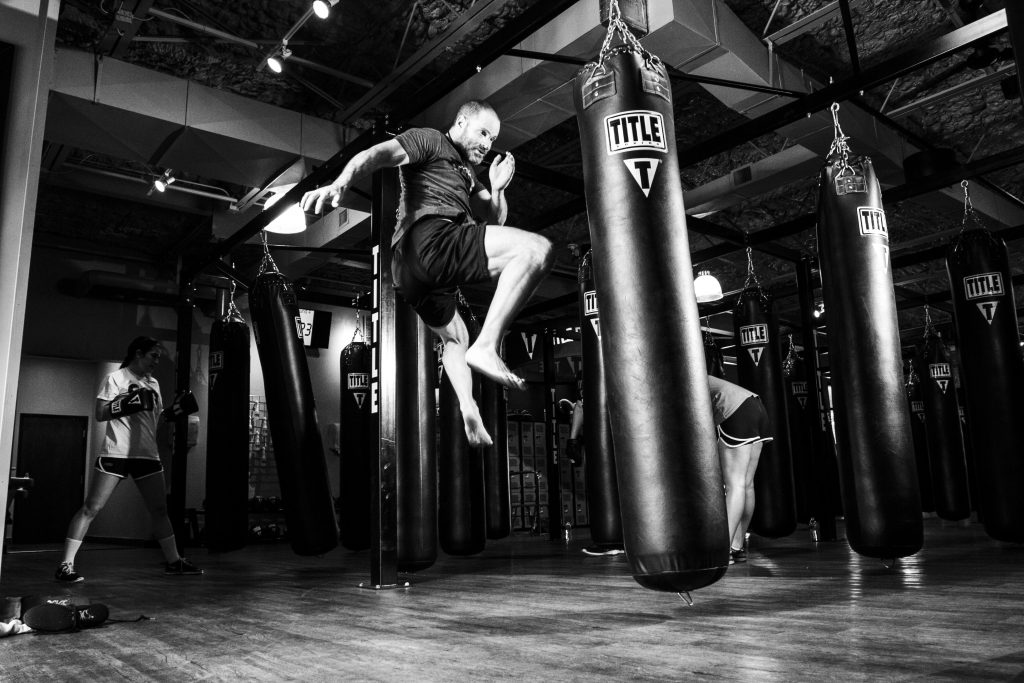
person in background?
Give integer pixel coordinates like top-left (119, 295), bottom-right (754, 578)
top-left (54, 336), bottom-right (202, 583)
top-left (709, 374), bottom-right (773, 564)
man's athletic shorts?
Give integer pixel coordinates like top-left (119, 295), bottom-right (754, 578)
top-left (95, 457), bottom-right (164, 480)
top-left (392, 214), bottom-right (491, 327)
top-left (717, 396), bottom-right (773, 448)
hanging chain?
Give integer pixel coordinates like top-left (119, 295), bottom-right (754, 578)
top-left (226, 278), bottom-right (244, 323)
top-left (597, 0), bottom-right (660, 70)
top-left (352, 308), bottom-right (365, 342)
top-left (455, 288), bottom-right (478, 324)
top-left (257, 230), bottom-right (280, 277)
top-left (906, 358), bottom-right (919, 389)
top-left (828, 102), bottom-right (854, 177)
top-left (782, 333), bottom-right (800, 377)
top-left (959, 179), bottom-right (986, 234)
top-left (922, 304), bottom-right (935, 338)
top-left (743, 245), bottom-right (761, 289)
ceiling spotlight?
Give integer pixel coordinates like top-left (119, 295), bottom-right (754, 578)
top-left (694, 269), bottom-right (724, 303)
top-left (267, 42), bottom-right (292, 74)
top-left (152, 169), bottom-right (175, 194)
top-left (813, 302), bottom-right (826, 319)
top-left (312, 0), bottom-right (339, 19)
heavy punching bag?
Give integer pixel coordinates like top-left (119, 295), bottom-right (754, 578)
top-left (905, 362), bottom-right (935, 514)
top-left (920, 333), bottom-right (971, 521)
top-left (574, 31), bottom-right (728, 591)
top-left (205, 297), bottom-right (250, 552)
top-left (733, 287), bottom-right (797, 538)
top-left (395, 303), bottom-right (437, 571)
top-left (438, 302), bottom-right (486, 556)
top-left (947, 219), bottom-right (1024, 542)
top-left (480, 377), bottom-right (510, 540)
top-left (578, 251), bottom-right (623, 550)
top-left (339, 338), bottom-right (373, 551)
top-left (704, 328), bottom-right (726, 379)
top-left (815, 107), bottom-right (922, 558)
top-left (250, 257), bottom-right (338, 556)
top-left (784, 351), bottom-right (814, 524)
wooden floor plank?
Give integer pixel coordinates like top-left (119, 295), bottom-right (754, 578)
top-left (1, 518), bottom-right (1022, 681)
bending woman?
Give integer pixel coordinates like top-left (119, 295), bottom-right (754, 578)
top-left (55, 336), bottom-right (202, 582)
top-left (708, 375), bottom-right (773, 564)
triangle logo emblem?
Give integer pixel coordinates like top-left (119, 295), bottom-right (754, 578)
top-left (747, 346), bottom-right (764, 366)
top-left (623, 158), bottom-right (662, 198)
top-left (936, 379), bottom-right (949, 394)
top-left (590, 317), bottom-right (601, 341)
top-left (353, 392), bottom-right (367, 409)
top-left (975, 300), bottom-right (998, 325)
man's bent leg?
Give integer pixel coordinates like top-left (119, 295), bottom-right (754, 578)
top-left (466, 225), bottom-right (553, 390)
top-left (432, 312), bottom-right (492, 448)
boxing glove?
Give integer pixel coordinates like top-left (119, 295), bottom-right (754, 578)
top-left (162, 389), bottom-right (199, 420)
top-left (110, 384), bottom-right (154, 417)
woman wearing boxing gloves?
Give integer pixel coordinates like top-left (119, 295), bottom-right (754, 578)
top-left (54, 336), bottom-right (202, 582)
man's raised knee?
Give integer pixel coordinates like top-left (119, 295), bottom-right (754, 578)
top-left (531, 235), bottom-right (554, 272)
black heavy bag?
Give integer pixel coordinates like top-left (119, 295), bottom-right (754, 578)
top-left (481, 378), bottom-right (511, 539)
top-left (574, 45), bottom-right (728, 591)
top-left (395, 303), bottom-right (438, 570)
top-left (250, 269), bottom-right (338, 555)
top-left (733, 288), bottom-right (797, 538)
top-left (205, 309), bottom-right (251, 552)
top-left (578, 251), bottom-right (623, 550)
top-left (438, 367), bottom-right (487, 555)
top-left (339, 341), bottom-right (373, 551)
top-left (920, 336), bottom-right (971, 521)
top-left (947, 228), bottom-right (1024, 542)
top-left (905, 367), bottom-right (935, 513)
top-left (704, 328), bottom-right (726, 379)
top-left (785, 359), bottom-right (814, 524)
top-left (816, 146), bottom-right (922, 558)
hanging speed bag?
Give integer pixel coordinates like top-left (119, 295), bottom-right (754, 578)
top-left (481, 378), bottom-right (511, 539)
top-left (704, 329), bottom-right (726, 379)
top-left (205, 314), bottom-right (251, 553)
top-left (947, 228), bottom-right (1024, 542)
top-left (250, 272), bottom-right (338, 556)
top-left (785, 360), bottom-right (814, 524)
top-left (395, 303), bottom-right (438, 571)
top-left (578, 251), bottom-right (623, 550)
top-left (339, 341), bottom-right (373, 551)
top-left (920, 337), bottom-right (971, 521)
top-left (574, 47), bottom-right (728, 591)
top-left (816, 152), bottom-right (922, 558)
top-left (906, 374), bottom-right (935, 514)
top-left (438, 369), bottom-right (487, 556)
top-left (733, 288), bottom-right (797, 538)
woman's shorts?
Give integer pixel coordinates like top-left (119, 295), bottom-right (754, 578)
top-left (95, 456), bottom-right (164, 480)
top-left (392, 215), bottom-right (491, 328)
top-left (717, 396), bottom-right (773, 448)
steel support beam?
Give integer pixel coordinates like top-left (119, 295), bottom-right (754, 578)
top-left (1006, 1), bottom-right (1024, 117)
top-left (680, 11), bottom-right (1008, 165)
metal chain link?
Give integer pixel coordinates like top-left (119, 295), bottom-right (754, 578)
top-left (905, 358), bottom-right (919, 389)
top-left (597, 0), bottom-right (661, 70)
top-left (257, 230), bottom-right (280, 276)
top-left (743, 245), bottom-right (762, 290)
top-left (959, 179), bottom-right (986, 234)
top-left (782, 333), bottom-right (800, 377)
top-left (829, 102), bottom-right (854, 177)
top-left (922, 304), bottom-right (935, 338)
top-left (226, 278), bottom-right (245, 323)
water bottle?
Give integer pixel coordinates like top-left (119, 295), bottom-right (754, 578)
top-left (809, 517), bottom-right (820, 542)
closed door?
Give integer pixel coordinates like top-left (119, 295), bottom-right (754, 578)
top-left (14, 414), bottom-right (87, 544)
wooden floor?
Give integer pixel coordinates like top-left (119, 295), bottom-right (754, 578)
top-left (1, 518), bottom-right (1022, 682)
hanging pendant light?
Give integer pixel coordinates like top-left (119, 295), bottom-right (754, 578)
top-left (263, 189), bottom-right (307, 234)
top-left (694, 269), bottom-right (724, 303)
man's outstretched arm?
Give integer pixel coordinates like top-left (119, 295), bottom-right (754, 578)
top-left (301, 139), bottom-right (410, 214)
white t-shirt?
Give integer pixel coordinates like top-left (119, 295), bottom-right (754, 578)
top-left (97, 368), bottom-right (163, 460)
top-left (708, 375), bottom-right (757, 426)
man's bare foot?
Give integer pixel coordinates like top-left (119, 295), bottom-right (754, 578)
top-left (463, 408), bottom-right (493, 448)
top-left (466, 345), bottom-right (526, 391)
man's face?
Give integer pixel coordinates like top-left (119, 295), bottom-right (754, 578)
top-left (451, 109), bottom-right (501, 165)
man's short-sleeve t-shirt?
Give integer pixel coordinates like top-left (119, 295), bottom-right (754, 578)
top-left (392, 127), bottom-right (482, 246)
top-left (97, 368), bottom-right (163, 460)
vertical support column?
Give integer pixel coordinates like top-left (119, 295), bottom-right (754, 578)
top-left (1006, 2), bottom-right (1024, 115)
top-left (169, 274), bottom-right (194, 553)
top-left (542, 329), bottom-right (562, 541)
top-left (796, 257), bottom-right (837, 542)
top-left (0, 1), bottom-right (59, 574)
top-left (365, 119), bottom-right (402, 589)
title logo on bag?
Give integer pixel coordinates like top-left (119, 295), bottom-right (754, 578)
top-left (584, 290), bottom-right (601, 340)
top-left (857, 207), bottom-right (888, 238)
top-left (348, 373), bottom-right (369, 409)
top-left (911, 400), bottom-right (925, 421)
top-left (623, 158), bottom-right (662, 197)
top-left (740, 324), bottom-right (767, 367)
top-left (929, 363), bottom-right (951, 394)
top-left (605, 111), bottom-right (666, 154)
top-left (791, 381), bottom-right (808, 409)
top-left (964, 272), bottom-right (1004, 324)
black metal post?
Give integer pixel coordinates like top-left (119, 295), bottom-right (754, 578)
top-left (1005, 1), bottom-right (1024, 116)
top-left (796, 257), bottom-right (838, 541)
top-left (542, 329), bottom-right (562, 541)
top-left (170, 271), bottom-right (193, 554)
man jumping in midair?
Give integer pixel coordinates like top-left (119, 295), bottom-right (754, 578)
top-left (301, 101), bottom-right (553, 447)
